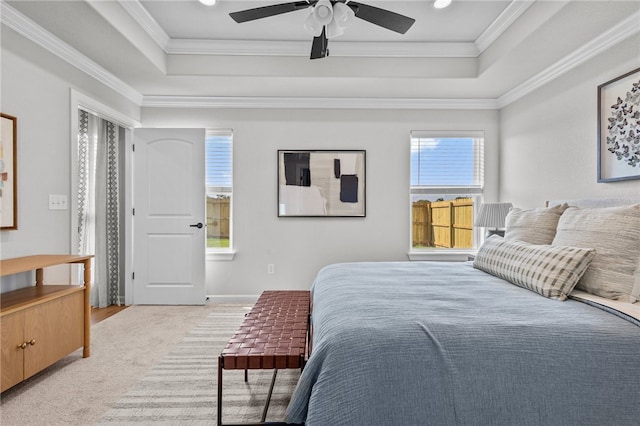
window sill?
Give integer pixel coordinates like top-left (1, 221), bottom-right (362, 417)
top-left (207, 251), bottom-right (236, 261)
top-left (407, 250), bottom-right (476, 262)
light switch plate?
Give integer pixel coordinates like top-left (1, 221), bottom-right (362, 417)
top-left (49, 194), bottom-right (68, 210)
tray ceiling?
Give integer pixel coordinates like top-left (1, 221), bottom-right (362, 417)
top-left (2, 1), bottom-right (639, 107)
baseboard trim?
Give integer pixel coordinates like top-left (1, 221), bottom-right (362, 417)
top-left (207, 294), bottom-right (260, 304)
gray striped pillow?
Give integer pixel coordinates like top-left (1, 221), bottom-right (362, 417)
top-left (504, 204), bottom-right (569, 245)
top-left (551, 205), bottom-right (640, 302)
top-left (473, 235), bottom-right (596, 300)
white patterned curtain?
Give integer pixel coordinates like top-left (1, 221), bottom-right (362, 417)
top-left (77, 109), bottom-right (122, 307)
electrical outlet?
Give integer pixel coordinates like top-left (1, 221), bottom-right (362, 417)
top-left (267, 264), bottom-right (275, 274)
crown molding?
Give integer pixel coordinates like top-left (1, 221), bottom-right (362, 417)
top-left (117, 0), bottom-right (170, 49)
top-left (497, 9), bottom-right (640, 108)
top-left (166, 39), bottom-right (310, 56)
top-left (141, 95), bottom-right (499, 110)
top-left (475, 0), bottom-right (535, 54)
top-left (1, 2), bottom-right (143, 105)
top-left (328, 41), bottom-right (478, 58)
top-left (166, 38), bottom-right (478, 57)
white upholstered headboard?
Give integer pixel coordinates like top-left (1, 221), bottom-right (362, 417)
top-left (547, 196), bottom-right (640, 209)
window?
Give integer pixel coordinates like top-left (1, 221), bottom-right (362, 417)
top-left (410, 131), bottom-right (484, 250)
top-left (205, 130), bottom-right (233, 250)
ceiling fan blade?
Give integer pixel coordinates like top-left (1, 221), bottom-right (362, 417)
top-left (347, 1), bottom-right (415, 34)
top-left (310, 27), bottom-right (329, 59)
top-left (230, 1), bottom-right (312, 23)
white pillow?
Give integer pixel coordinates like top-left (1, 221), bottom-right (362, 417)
top-left (504, 204), bottom-right (568, 245)
top-left (473, 235), bottom-right (596, 301)
top-left (551, 205), bottom-right (640, 302)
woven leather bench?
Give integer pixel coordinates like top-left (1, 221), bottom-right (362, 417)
top-left (217, 290), bottom-right (310, 426)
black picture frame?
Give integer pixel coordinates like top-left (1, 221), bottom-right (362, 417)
top-left (277, 150), bottom-right (366, 217)
top-left (597, 67), bottom-right (640, 182)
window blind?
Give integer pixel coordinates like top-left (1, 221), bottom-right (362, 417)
top-left (410, 131), bottom-right (484, 193)
top-left (205, 130), bottom-right (233, 192)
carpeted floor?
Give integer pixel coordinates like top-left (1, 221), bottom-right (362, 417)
top-left (0, 304), bottom-right (301, 425)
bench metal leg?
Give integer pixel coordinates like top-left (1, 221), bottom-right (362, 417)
top-left (218, 356), bottom-right (224, 426)
top-left (218, 366), bottom-right (281, 426)
top-left (261, 370), bottom-right (278, 422)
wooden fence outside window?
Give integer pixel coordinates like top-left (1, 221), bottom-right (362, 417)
top-left (412, 198), bottom-right (474, 248)
top-left (206, 196), bottom-right (230, 239)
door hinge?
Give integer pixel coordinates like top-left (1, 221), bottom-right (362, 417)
top-left (132, 272), bottom-right (135, 280)
top-left (132, 144), bottom-right (135, 152)
top-left (132, 208), bottom-right (135, 216)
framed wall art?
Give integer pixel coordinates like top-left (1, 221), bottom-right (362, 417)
top-left (597, 67), bottom-right (640, 182)
top-left (1, 113), bottom-right (17, 230)
top-left (278, 150), bottom-right (366, 217)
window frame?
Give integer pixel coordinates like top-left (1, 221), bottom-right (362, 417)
top-left (205, 129), bottom-right (235, 261)
top-left (408, 131), bottom-right (485, 260)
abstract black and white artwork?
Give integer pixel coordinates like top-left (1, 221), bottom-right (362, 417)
top-left (597, 67), bottom-right (640, 182)
top-left (278, 150), bottom-right (366, 217)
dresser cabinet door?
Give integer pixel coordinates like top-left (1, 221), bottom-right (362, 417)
top-left (23, 292), bottom-right (84, 379)
top-left (1, 312), bottom-right (25, 392)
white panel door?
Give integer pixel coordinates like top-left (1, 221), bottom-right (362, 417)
top-left (133, 128), bottom-right (206, 305)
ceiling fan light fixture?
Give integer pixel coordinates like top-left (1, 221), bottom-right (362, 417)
top-left (304, 12), bottom-right (325, 37)
top-left (332, 2), bottom-right (355, 27)
top-left (433, 0), bottom-right (452, 9)
top-left (326, 19), bottom-right (344, 39)
top-left (313, 0), bottom-right (334, 25)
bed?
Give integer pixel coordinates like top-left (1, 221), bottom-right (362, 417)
top-left (286, 197), bottom-right (640, 426)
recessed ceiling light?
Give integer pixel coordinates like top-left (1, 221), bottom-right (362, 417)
top-left (434, 0), bottom-right (452, 9)
top-left (199, 0), bottom-right (216, 6)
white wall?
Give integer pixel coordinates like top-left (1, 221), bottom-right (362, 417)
top-left (2, 26), bottom-right (499, 298)
top-left (5, 21), bottom-right (639, 300)
top-left (0, 30), bottom-right (140, 289)
top-left (142, 108), bottom-right (500, 297)
top-left (500, 35), bottom-right (640, 209)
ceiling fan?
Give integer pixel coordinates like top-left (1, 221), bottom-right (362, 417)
top-left (229, 0), bottom-right (416, 59)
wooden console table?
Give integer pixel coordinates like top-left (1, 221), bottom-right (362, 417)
top-left (0, 254), bottom-right (93, 392)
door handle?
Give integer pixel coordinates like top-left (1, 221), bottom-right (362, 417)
top-left (190, 222), bottom-right (204, 229)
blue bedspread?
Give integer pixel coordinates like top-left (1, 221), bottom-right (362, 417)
top-left (286, 262), bottom-right (640, 426)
